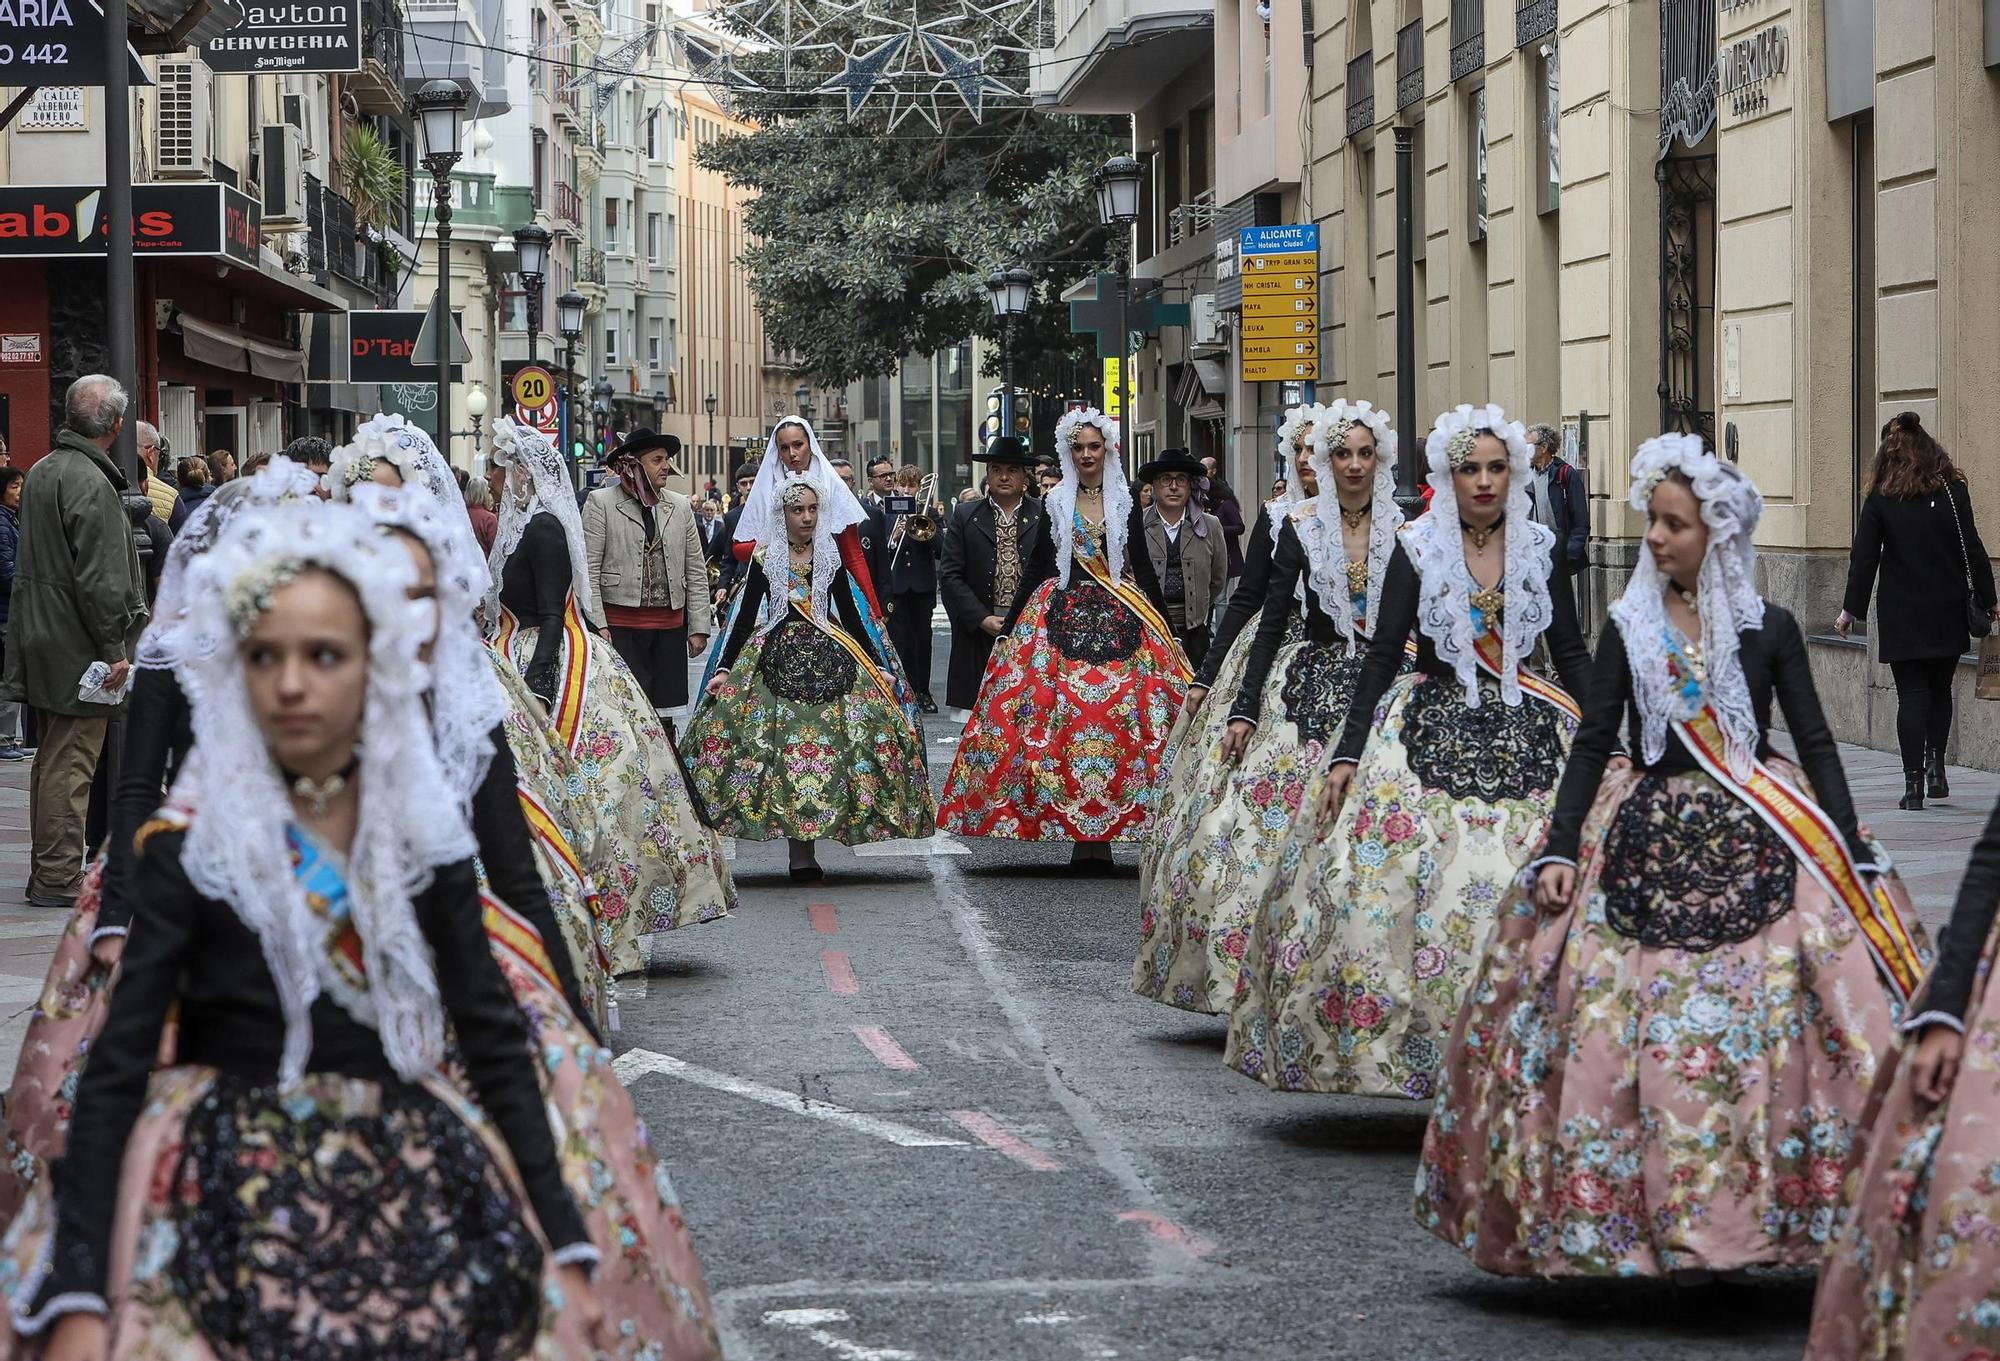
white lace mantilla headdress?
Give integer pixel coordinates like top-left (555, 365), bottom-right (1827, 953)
top-left (485, 415), bottom-right (593, 630)
top-left (1401, 403), bottom-right (1555, 707)
top-left (136, 455), bottom-right (323, 672)
top-left (754, 471), bottom-right (841, 640)
top-left (1268, 403), bottom-right (1314, 548)
top-left (346, 483), bottom-right (509, 811)
top-left (1608, 434), bottom-right (1766, 776)
top-left (1304, 399), bottom-right (1404, 649)
top-left (1045, 407), bottom-right (1131, 588)
top-left (330, 412), bottom-right (463, 510)
top-left (733, 416), bottom-right (865, 549)
top-left (169, 502), bottom-right (474, 1089)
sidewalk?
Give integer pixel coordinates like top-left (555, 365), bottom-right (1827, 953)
top-left (0, 741), bottom-right (1991, 1061)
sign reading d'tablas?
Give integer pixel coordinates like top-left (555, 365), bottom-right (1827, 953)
top-left (203, 0), bottom-right (361, 74)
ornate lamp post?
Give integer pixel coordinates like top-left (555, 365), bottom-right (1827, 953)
top-left (1093, 154), bottom-right (1143, 463)
top-left (985, 266), bottom-right (1032, 446)
top-left (513, 223), bottom-right (552, 364)
top-left (414, 78), bottom-right (470, 451)
top-left (704, 391), bottom-right (718, 484)
top-left (556, 289), bottom-right (586, 474)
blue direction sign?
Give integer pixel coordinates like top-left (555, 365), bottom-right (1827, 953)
top-left (1240, 223), bottom-right (1319, 257)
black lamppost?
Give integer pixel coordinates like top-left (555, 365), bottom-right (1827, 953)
top-left (986, 266), bottom-right (1032, 445)
top-left (591, 378), bottom-right (614, 457)
top-left (1094, 154), bottom-right (1143, 460)
top-left (414, 79), bottom-right (469, 451)
top-left (704, 391), bottom-right (717, 483)
top-left (795, 382), bottom-right (812, 417)
top-left (556, 288), bottom-right (586, 472)
top-left (514, 223), bottom-right (552, 364)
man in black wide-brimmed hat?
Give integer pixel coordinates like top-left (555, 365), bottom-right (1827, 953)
top-left (582, 428), bottom-right (712, 722)
top-left (938, 436), bottom-right (1053, 716)
top-left (1136, 448), bottom-right (1226, 668)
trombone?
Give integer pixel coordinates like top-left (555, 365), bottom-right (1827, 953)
top-left (889, 472), bottom-right (939, 568)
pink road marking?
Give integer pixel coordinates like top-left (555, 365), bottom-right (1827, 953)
top-left (851, 1025), bottom-right (920, 1072)
top-left (808, 902), bottom-right (838, 934)
top-left (945, 1110), bottom-right (1065, 1172)
top-left (1117, 1210), bottom-right (1217, 1259)
top-left (820, 950), bottom-right (860, 996)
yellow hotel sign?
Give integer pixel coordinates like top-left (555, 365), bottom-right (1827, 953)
top-left (1238, 223), bottom-right (1320, 382)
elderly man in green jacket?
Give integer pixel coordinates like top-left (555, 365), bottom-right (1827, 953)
top-left (1, 375), bottom-right (147, 909)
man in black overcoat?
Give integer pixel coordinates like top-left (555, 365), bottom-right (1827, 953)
top-left (938, 437), bottom-right (1051, 714)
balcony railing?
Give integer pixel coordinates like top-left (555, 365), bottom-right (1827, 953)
top-left (1450, 0), bottom-right (1484, 79)
top-left (1516, 0), bottom-right (1557, 48)
top-left (1396, 19), bottom-right (1424, 109)
top-left (349, 0), bottom-right (406, 112)
top-left (1346, 50), bottom-right (1374, 135)
top-left (305, 174), bottom-right (396, 302)
top-left (554, 181), bottom-right (584, 231)
top-left (578, 246), bottom-right (606, 285)
top-left (1166, 187), bottom-right (1215, 247)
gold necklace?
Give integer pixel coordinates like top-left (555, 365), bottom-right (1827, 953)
top-left (1461, 518), bottom-right (1499, 551)
top-left (1346, 558), bottom-right (1370, 593)
top-left (286, 755), bottom-right (359, 819)
top-left (1469, 583), bottom-right (1505, 619)
top-left (1339, 504), bottom-right (1368, 530)
top-left (1674, 583), bottom-right (1700, 614)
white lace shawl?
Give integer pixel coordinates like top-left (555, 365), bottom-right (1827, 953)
top-left (346, 483), bottom-right (509, 813)
top-left (485, 416), bottom-right (594, 630)
top-left (1306, 399), bottom-right (1405, 650)
top-left (747, 470), bottom-right (840, 641)
top-left (1607, 433), bottom-right (1767, 777)
top-left (1403, 403), bottom-right (1555, 707)
top-left (137, 456), bottom-right (324, 671)
top-left (733, 417), bottom-right (866, 547)
top-left (169, 503), bottom-right (473, 1089)
top-left (1045, 408), bottom-right (1131, 588)
top-left (330, 413), bottom-right (463, 510)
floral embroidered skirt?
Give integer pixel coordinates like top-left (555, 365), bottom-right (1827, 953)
top-left (1417, 765), bottom-right (1918, 1278)
top-left (1134, 625), bottom-right (1360, 1015)
top-left (1223, 671), bottom-right (1576, 1098)
top-left (682, 619), bottom-right (934, 846)
top-left (1808, 911), bottom-right (2000, 1354)
top-left (939, 578), bottom-right (1189, 842)
top-left (494, 628), bottom-right (735, 976)
top-left (0, 1067), bottom-right (598, 1361)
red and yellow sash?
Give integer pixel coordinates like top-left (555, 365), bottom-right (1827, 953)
top-left (1470, 628), bottom-right (1582, 721)
top-left (1675, 705), bottom-right (1926, 1004)
top-left (481, 888), bottom-right (566, 996)
top-left (516, 786), bottom-right (612, 976)
top-left (494, 594), bottom-right (594, 755)
top-left (1075, 548), bottom-right (1195, 683)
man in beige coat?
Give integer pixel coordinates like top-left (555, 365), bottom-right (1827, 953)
top-left (582, 429), bottom-right (712, 723)
top-left (1137, 450), bottom-right (1227, 670)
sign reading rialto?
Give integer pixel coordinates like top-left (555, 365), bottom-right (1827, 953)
top-left (204, 0), bottom-right (360, 73)
top-left (1239, 225), bottom-right (1320, 383)
top-left (0, 0), bottom-right (147, 85)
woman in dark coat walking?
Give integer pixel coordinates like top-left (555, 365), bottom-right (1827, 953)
top-left (1838, 411), bottom-right (2000, 808)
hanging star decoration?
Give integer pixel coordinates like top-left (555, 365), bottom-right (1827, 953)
top-left (566, 25), bottom-right (662, 110)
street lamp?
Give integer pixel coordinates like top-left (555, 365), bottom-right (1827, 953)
top-left (415, 78), bottom-right (470, 451)
top-left (795, 383), bottom-right (811, 416)
top-left (986, 265), bottom-right (1032, 446)
top-left (451, 383), bottom-right (488, 446)
top-left (704, 391), bottom-right (718, 485)
top-left (651, 387), bottom-right (667, 422)
top-left (591, 378), bottom-right (614, 457)
top-left (555, 288), bottom-right (586, 483)
top-left (513, 223), bottom-right (552, 363)
top-left (1094, 153), bottom-right (1143, 463)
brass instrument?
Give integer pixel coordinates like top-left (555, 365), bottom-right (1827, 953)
top-left (891, 473), bottom-right (940, 557)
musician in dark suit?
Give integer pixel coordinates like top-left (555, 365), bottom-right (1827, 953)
top-left (886, 464), bottom-right (944, 713)
top-left (939, 437), bottom-right (1052, 714)
top-left (711, 462), bottom-right (758, 604)
top-left (831, 455), bottom-right (892, 597)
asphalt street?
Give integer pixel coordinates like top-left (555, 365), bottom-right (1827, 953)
top-left (608, 637), bottom-right (1946, 1361)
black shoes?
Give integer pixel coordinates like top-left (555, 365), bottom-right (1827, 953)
top-left (1899, 773), bottom-right (1925, 811)
top-left (1928, 751), bottom-right (1950, 799)
top-left (917, 694), bottom-right (939, 715)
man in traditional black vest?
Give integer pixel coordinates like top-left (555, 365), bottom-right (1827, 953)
top-left (938, 437), bottom-right (1051, 717)
top-left (1137, 449), bottom-right (1227, 669)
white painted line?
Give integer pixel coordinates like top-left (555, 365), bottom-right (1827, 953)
top-left (851, 833), bottom-right (971, 858)
top-left (761, 1308), bottom-right (921, 1361)
top-left (1015, 1311), bottom-right (1083, 1326)
top-left (613, 1048), bottom-right (968, 1149)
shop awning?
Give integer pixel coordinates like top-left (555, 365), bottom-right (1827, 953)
top-left (1173, 358), bottom-right (1228, 422)
top-left (178, 314), bottom-right (308, 383)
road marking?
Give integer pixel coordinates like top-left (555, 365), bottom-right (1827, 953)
top-left (1115, 1210), bottom-right (1217, 1259)
top-left (761, 1308), bottom-right (920, 1361)
top-left (851, 1024), bottom-right (920, 1071)
top-left (613, 1049), bottom-right (967, 1149)
top-left (1015, 1311), bottom-right (1082, 1325)
top-left (822, 949), bottom-right (860, 996)
top-left (945, 1110), bottom-right (1065, 1172)
top-left (851, 833), bottom-right (970, 858)
top-left (809, 901), bottom-right (839, 934)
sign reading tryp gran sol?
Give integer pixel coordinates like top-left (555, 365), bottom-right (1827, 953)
top-left (203, 0), bottom-right (361, 74)
top-left (0, 183), bottom-right (235, 256)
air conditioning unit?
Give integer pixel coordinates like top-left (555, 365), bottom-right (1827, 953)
top-left (154, 58), bottom-right (212, 178)
top-left (282, 92), bottom-right (306, 128)
top-left (261, 123), bottom-right (308, 226)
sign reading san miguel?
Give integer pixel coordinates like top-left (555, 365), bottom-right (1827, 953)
top-left (1720, 23), bottom-right (1788, 118)
top-left (203, 1), bottom-right (360, 74)
top-left (0, 183), bottom-right (232, 256)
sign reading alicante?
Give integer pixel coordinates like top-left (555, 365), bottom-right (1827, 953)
top-left (203, 1), bottom-right (361, 74)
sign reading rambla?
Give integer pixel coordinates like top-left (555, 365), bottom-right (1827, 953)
top-left (1719, 23), bottom-right (1787, 118)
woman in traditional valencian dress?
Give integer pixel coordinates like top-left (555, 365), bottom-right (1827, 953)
top-left (1418, 435), bottom-right (1926, 1279)
top-left (1811, 795), bottom-right (2000, 1355)
top-left (939, 408), bottom-right (1189, 869)
top-left (487, 416), bottom-right (734, 972)
top-left (1, 503), bottom-right (613, 1360)
top-left (1135, 401), bottom-right (1402, 1013)
top-left (1225, 403), bottom-right (1592, 1098)
top-left (684, 473), bottom-right (933, 882)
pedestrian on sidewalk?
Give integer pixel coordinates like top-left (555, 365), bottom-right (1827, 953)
top-left (1837, 410), bottom-right (2000, 809)
top-left (0, 466), bottom-right (25, 760)
top-left (1525, 421), bottom-right (1589, 575)
top-left (0, 376), bottom-right (146, 911)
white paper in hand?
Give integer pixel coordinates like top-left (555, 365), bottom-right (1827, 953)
top-left (77, 661), bottom-right (134, 706)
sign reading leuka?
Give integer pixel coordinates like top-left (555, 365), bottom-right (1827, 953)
top-left (203, 2), bottom-right (360, 74)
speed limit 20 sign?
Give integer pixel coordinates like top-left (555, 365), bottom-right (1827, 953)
top-left (511, 366), bottom-right (555, 413)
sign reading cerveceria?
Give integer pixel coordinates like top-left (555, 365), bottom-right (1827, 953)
top-left (203, 1), bottom-right (361, 74)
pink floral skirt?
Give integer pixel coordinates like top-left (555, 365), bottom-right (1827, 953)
top-left (1417, 765), bottom-right (1921, 1277)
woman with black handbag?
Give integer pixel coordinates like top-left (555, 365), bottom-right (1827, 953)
top-left (1838, 411), bottom-right (2000, 808)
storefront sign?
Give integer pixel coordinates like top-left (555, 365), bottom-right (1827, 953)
top-left (203, 1), bottom-right (361, 73)
top-left (0, 183), bottom-right (235, 257)
top-left (222, 186), bottom-right (262, 267)
top-left (19, 85), bottom-right (84, 130)
top-left (348, 309), bottom-right (466, 384)
top-left (0, 333), bottom-right (41, 364)
top-left (1720, 23), bottom-right (1788, 117)
top-left (0, 0), bottom-right (146, 86)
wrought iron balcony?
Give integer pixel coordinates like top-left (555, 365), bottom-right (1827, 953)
top-left (1450, 0), bottom-right (1484, 80)
top-left (1516, 0), bottom-right (1556, 48)
top-left (1396, 19), bottom-right (1424, 110)
top-left (351, 0), bottom-right (406, 113)
top-left (304, 174), bottom-right (397, 303)
top-left (1346, 50), bottom-right (1374, 136)
top-left (1166, 187), bottom-right (1215, 247)
top-left (554, 181), bottom-right (584, 233)
top-left (578, 246), bottom-right (606, 285)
